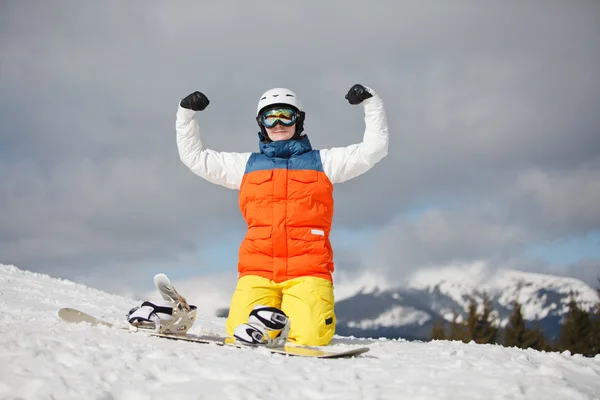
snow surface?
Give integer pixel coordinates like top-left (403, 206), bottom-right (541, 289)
top-left (1, 263), bottom-right (600, 400)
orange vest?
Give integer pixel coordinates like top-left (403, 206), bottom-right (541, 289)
top-left (237, 136), bottom-right (334, 283)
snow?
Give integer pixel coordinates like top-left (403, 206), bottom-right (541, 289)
top-left (493, 269), bottom-right (599, 317)
top-left (347, 306), bottom-right (431, 329)
top-left (332, 270), bottom-right (392, 301)
top-left (1, 263), bottom-right (599, 400)
top-left (407, 262), bottom-right (599, 321)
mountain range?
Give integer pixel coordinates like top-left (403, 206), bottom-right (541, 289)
top-left (334, 264), bottom-right (599, 342)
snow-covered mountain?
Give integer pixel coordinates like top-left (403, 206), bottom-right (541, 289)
top-left (335, 263), bottom-right (599, 341)
top-left (2, 263), bottom-right (600, 399)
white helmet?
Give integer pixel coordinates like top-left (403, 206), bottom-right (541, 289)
top-left (255, 88), bottom-right (306, 141)
top-left (256, 88), bottom-right (304, 116)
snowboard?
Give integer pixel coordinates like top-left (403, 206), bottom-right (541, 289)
top-left (57, 307), bottom-right (370, 359)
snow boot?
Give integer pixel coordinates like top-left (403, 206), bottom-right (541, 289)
top-left (233, 305), bottom-right (290, 347)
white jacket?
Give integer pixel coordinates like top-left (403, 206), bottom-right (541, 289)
top-left (176, 89), bottom-right (389, 189)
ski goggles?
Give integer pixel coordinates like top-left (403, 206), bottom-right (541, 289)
top-left (259, 108), bottom-right (298, 128)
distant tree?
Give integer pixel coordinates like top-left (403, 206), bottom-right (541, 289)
top-left (504, 300), bottom-right (527, 348)
top-left (448, 312), bottom-right (466, 341)
top-left (464, 296), bottom-right (479, 342)
top-left (591, 278), bottom-right (600, 356)
top-left (474, 292), bottom-right (498, 344)
top-left (559, 292), bottom-right (594, 356)
top-left (431, 317), bottom-right (446, 340)
top-left (522, 322), bottom-right (552, 352)
top-left (502, 297), bottom-right (552, 351)
top-left (429, 311), bottom-right (471, 342)
top-left (463, 293), bottom-right (498, 344)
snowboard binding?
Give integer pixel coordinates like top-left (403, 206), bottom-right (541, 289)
top-left (126, 300), bottom-right (197, 335)
top-left (156, 302), bottom-right (197, 335)
top-left (233, 305), bottom-right (290, 347)
top-left (126, 273), bottom-right (197, 335)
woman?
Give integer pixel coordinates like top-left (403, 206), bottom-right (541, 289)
top-left (176, 84), bottom-right (389, 346)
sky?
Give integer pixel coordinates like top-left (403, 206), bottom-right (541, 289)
top-left (1, 1), bottom-right (599, 295)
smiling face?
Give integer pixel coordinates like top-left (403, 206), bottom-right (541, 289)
top-left (259, 107), bottom-right (299, 141)
top-left (265, 123), bottom-right (296, 141)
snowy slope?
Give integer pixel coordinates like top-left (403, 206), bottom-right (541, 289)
top-left (1, 263), bottom-right (600, 400)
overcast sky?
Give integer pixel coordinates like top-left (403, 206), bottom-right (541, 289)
top-left (1, 1), bottom-right (599, 295)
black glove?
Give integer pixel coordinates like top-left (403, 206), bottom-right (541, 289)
top-left (345, 84), bottom-right (373, 105)
top-left (180, 91), bottom-right (210, 111)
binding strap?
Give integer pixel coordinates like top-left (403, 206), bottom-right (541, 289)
top-left (127, 300), bottom-right (174, 323)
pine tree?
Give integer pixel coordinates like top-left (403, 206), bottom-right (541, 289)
top-left (464, 296), bottom-right (479, 343)
top-left (502, 298), bottom-right (552, 351)
top-left (523, 322), bottom-right (552, 352)
top-left (463, 294), bottom-right (498, 344)
top-left (505, 300), bottom-right (527, 348)
top-left (474, 292), bottom-right (498, 344)
top-left (559, 292), bottom-right (594, 356)
top-left (431, 317), bottom-right (446, 340)
top-left (480, 293), bottom-right (498, 343)
top-left (448, 312), bottom-right (465, 342)
top-left (591, 278), bottom-right (600, 356)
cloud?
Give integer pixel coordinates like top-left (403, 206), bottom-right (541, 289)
top-left (513, 161), bottom-right (600, 234)
top-left (365, 158), bottom-right (600, 287)
top-left (558, 259), bottom-right (600, 289)
top-left (1, 1), bottom-right (599, 294)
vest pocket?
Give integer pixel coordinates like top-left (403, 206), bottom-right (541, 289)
top-left (289, 170), bottom-right (318, 183)
top-left (246, 169), bottom-right (273, 184)
top-left (245, 226), bottom-right (272, 240)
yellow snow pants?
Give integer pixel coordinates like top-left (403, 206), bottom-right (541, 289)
top-left (225, 275), bottom-right (336, 346)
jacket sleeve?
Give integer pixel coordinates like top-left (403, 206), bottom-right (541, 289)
top-left (320, 88), bottom-right (389, 184)
top-left (176, 105), bottom-right (251, 190)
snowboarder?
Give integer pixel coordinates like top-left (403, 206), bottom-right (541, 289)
top-left (175, 84), bottom-right (389, 346)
